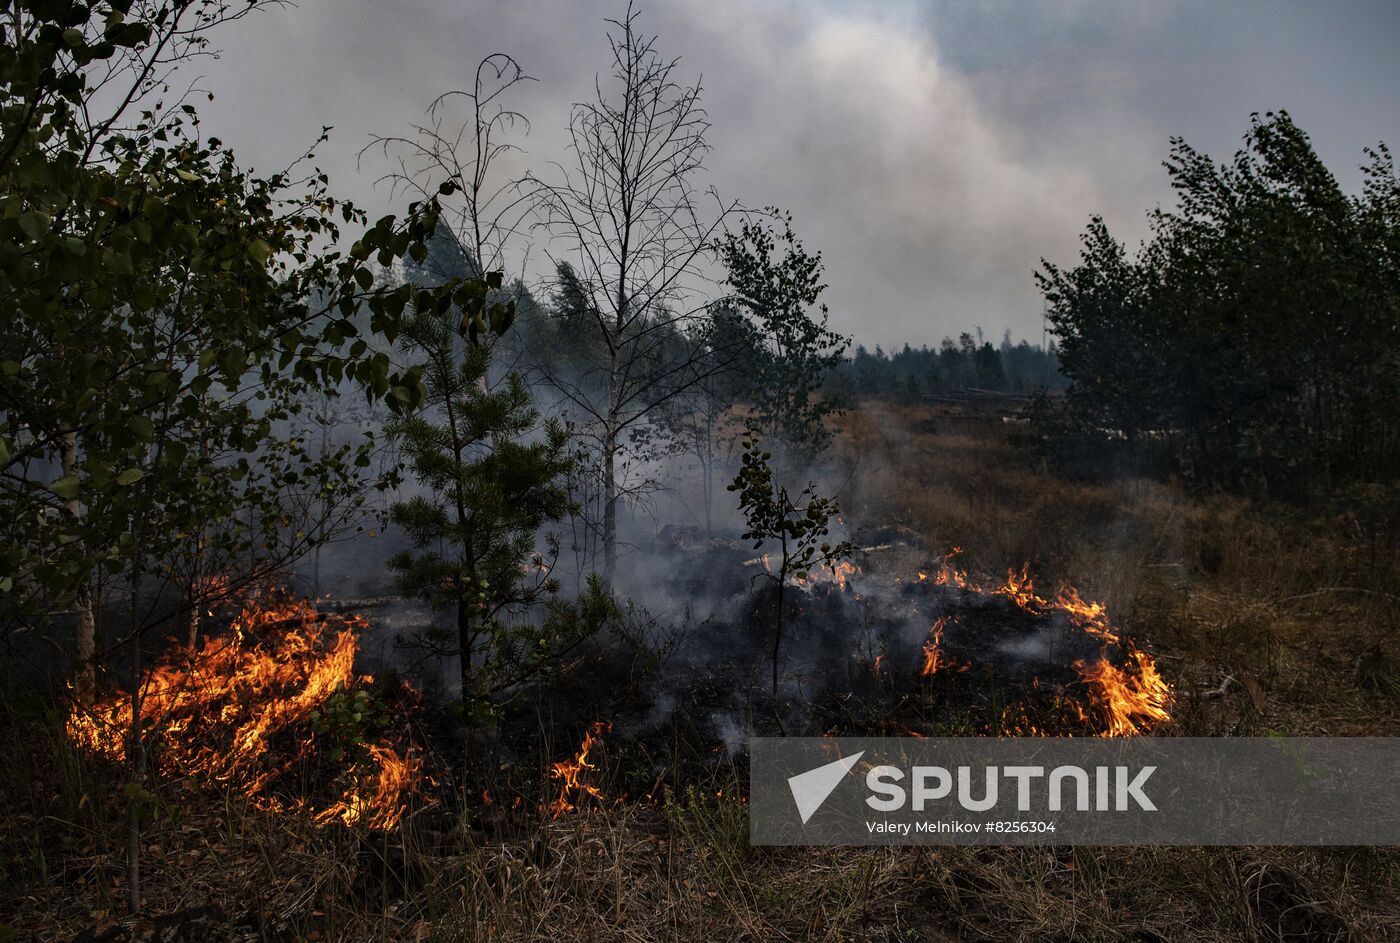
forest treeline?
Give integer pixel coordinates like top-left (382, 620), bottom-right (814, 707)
top-left (1033, 111), bottom-right (1400, 499)
top-left (830, 334), bottom-right (1065, 400)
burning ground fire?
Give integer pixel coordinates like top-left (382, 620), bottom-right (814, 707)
top-left (66, 588), bottom-right (427, 829)
top-left (748, 544), bottom-right (1173, 738)
top-left (63, 543), bottom-right (1170, 838)
top-left (548, 721), bottom-right (611, 817)
top-left (915, 549), bottom-right (1172, 736)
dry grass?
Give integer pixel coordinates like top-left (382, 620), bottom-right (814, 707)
top-left (836, 401), bottom-right (1400, 737)
top-left (6, 400), bottom-right (1400, 941)
top-left (7, 758), bottom-right (1398, 941)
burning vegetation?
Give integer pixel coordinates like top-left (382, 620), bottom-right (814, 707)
top-left (62, 537), bottom-right (1172, 844)
top-left (548, 721), bottom-right (612, 818)
top-left (914, 548), bottom-right (1173, 736)
top-left (708, 538), bottom-right (1176, 740)
top-left (67, 589), bottom-right (428, 830)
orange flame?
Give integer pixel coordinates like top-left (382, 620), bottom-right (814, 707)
top-left (66, 588), bottom-right (425, 829)
top-left (920, 617), bottom-right (949, 677)
top-left (931, 547), bottom-right (973, 590)
top-left (997, 564), bottom-right (1045, 612)
top-left (792, 560), bottom-right (859, 590)
top-left (548, 721), bottom-right (611, 817)
top-left (914, 549), bottom-right (1173, 736)
top-left (315, 745), bottom-right (425, 830)
top-left (1054, 586), bottom-right (1118, 643)
top-left (749, 555), bottom-right (859, 590)
top-left (1073, 645), bottom-right (1172, 737)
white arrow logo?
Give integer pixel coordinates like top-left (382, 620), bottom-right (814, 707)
top-left (787, 751), bottom-right (865, 824)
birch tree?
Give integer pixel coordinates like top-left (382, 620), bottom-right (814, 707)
top-left (531, 4), bottom-right (738, 584)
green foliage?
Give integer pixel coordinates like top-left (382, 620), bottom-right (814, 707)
top-left (305, 685), bottom-right (388, 765)
top-left (729, 436), bottom-right (849, 571)
top-left (727, 434), bottom-right (850, 701)
top-left (718, 211), bottom-right (850, 457)
top-left (1038, 216), bottom-right (1168, 449)
top-left (0, 1), bottom-right (479, 642)
top-left (1038, 111), bottom-right (1400, 497)
top-left (386, 288), bottom-right (574, 717)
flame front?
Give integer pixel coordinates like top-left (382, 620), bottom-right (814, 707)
top-left (315, 744), bottom-right (425, 830)
top-left (914, 549), bottom-right (1173, 736)
top-left (1073, 645), bottom-right (1172, 736)
top-left (1053, 586), bottom-right (1118, 643)
top-left (66, 588), bottom-right (425, 829)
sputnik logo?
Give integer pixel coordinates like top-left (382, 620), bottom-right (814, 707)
top-left (787, 750), bottom-right (865, 824)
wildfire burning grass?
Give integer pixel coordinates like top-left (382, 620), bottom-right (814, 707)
top-left (61, 546), bottom-right (1169, 857)
top-left (915, 548), bottom-right (1173, 736)
top-left (63, 586), bottom-right (619, 834)
top-left (66, 589), bottom-right (428, 830)
top-left (10, 404), bottom-right (1400, 941)
top-left (738, 532), bottom-right (1173, 738)
top-left (548, 721), bottom-right (612, 817)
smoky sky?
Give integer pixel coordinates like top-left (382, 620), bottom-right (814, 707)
top-left (195, 0), bottom-right (1400, 348)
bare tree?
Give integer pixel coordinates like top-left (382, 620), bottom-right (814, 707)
top-left (365, 53), bottom-right (535, 294)
top-left (531, 3), bottom-right (739, 584)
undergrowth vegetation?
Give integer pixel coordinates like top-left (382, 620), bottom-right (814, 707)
top-left (5, 403), bottom-right (1399, 942)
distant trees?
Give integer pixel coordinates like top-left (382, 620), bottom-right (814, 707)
top-left (530, 4), bottom-right (738, 584)
top-left (1037, 111), bottom-right (1400, 496)
top-left (830, 334), bottom-right (1063, 401)
top-left (638, 309), bottom-right (744, 534)
top-left (1037, 217), bottom-right (1160, 449)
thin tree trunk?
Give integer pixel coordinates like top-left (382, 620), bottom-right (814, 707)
top-left (126, 669), bottom-right (143, 912)
top-left (458, 596), bottom-right (472, 709)
top-left (312, 414), bottom-right (328, 597)
top-left (191, 407), bottom-right (211, 648)
top-left (772, 578), bottom-right (784, 702)
top-left (602, 427), bottom-right (617, 586)
top-left (187, 536), bottom-right (204, 648)
top-left (701, 409), bottom-right (714, 536)
top-left (771, 539), bottom-right (788, 734)
top-left (603, 229), bottom-right (627, 587)
top-left (61, 431), bottom-right (97, 700)
top-left (126, 567), bottom-right (145, 915)
top-left (602, 343), bottom-right (620, 586)
top-left (772, 527), bottom-right (789, 703)
top-left (702, 458), bottom-right (713, 536)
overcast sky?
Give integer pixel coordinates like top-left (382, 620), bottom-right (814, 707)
top-left (197, 0), bottom-right (1400, 348)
